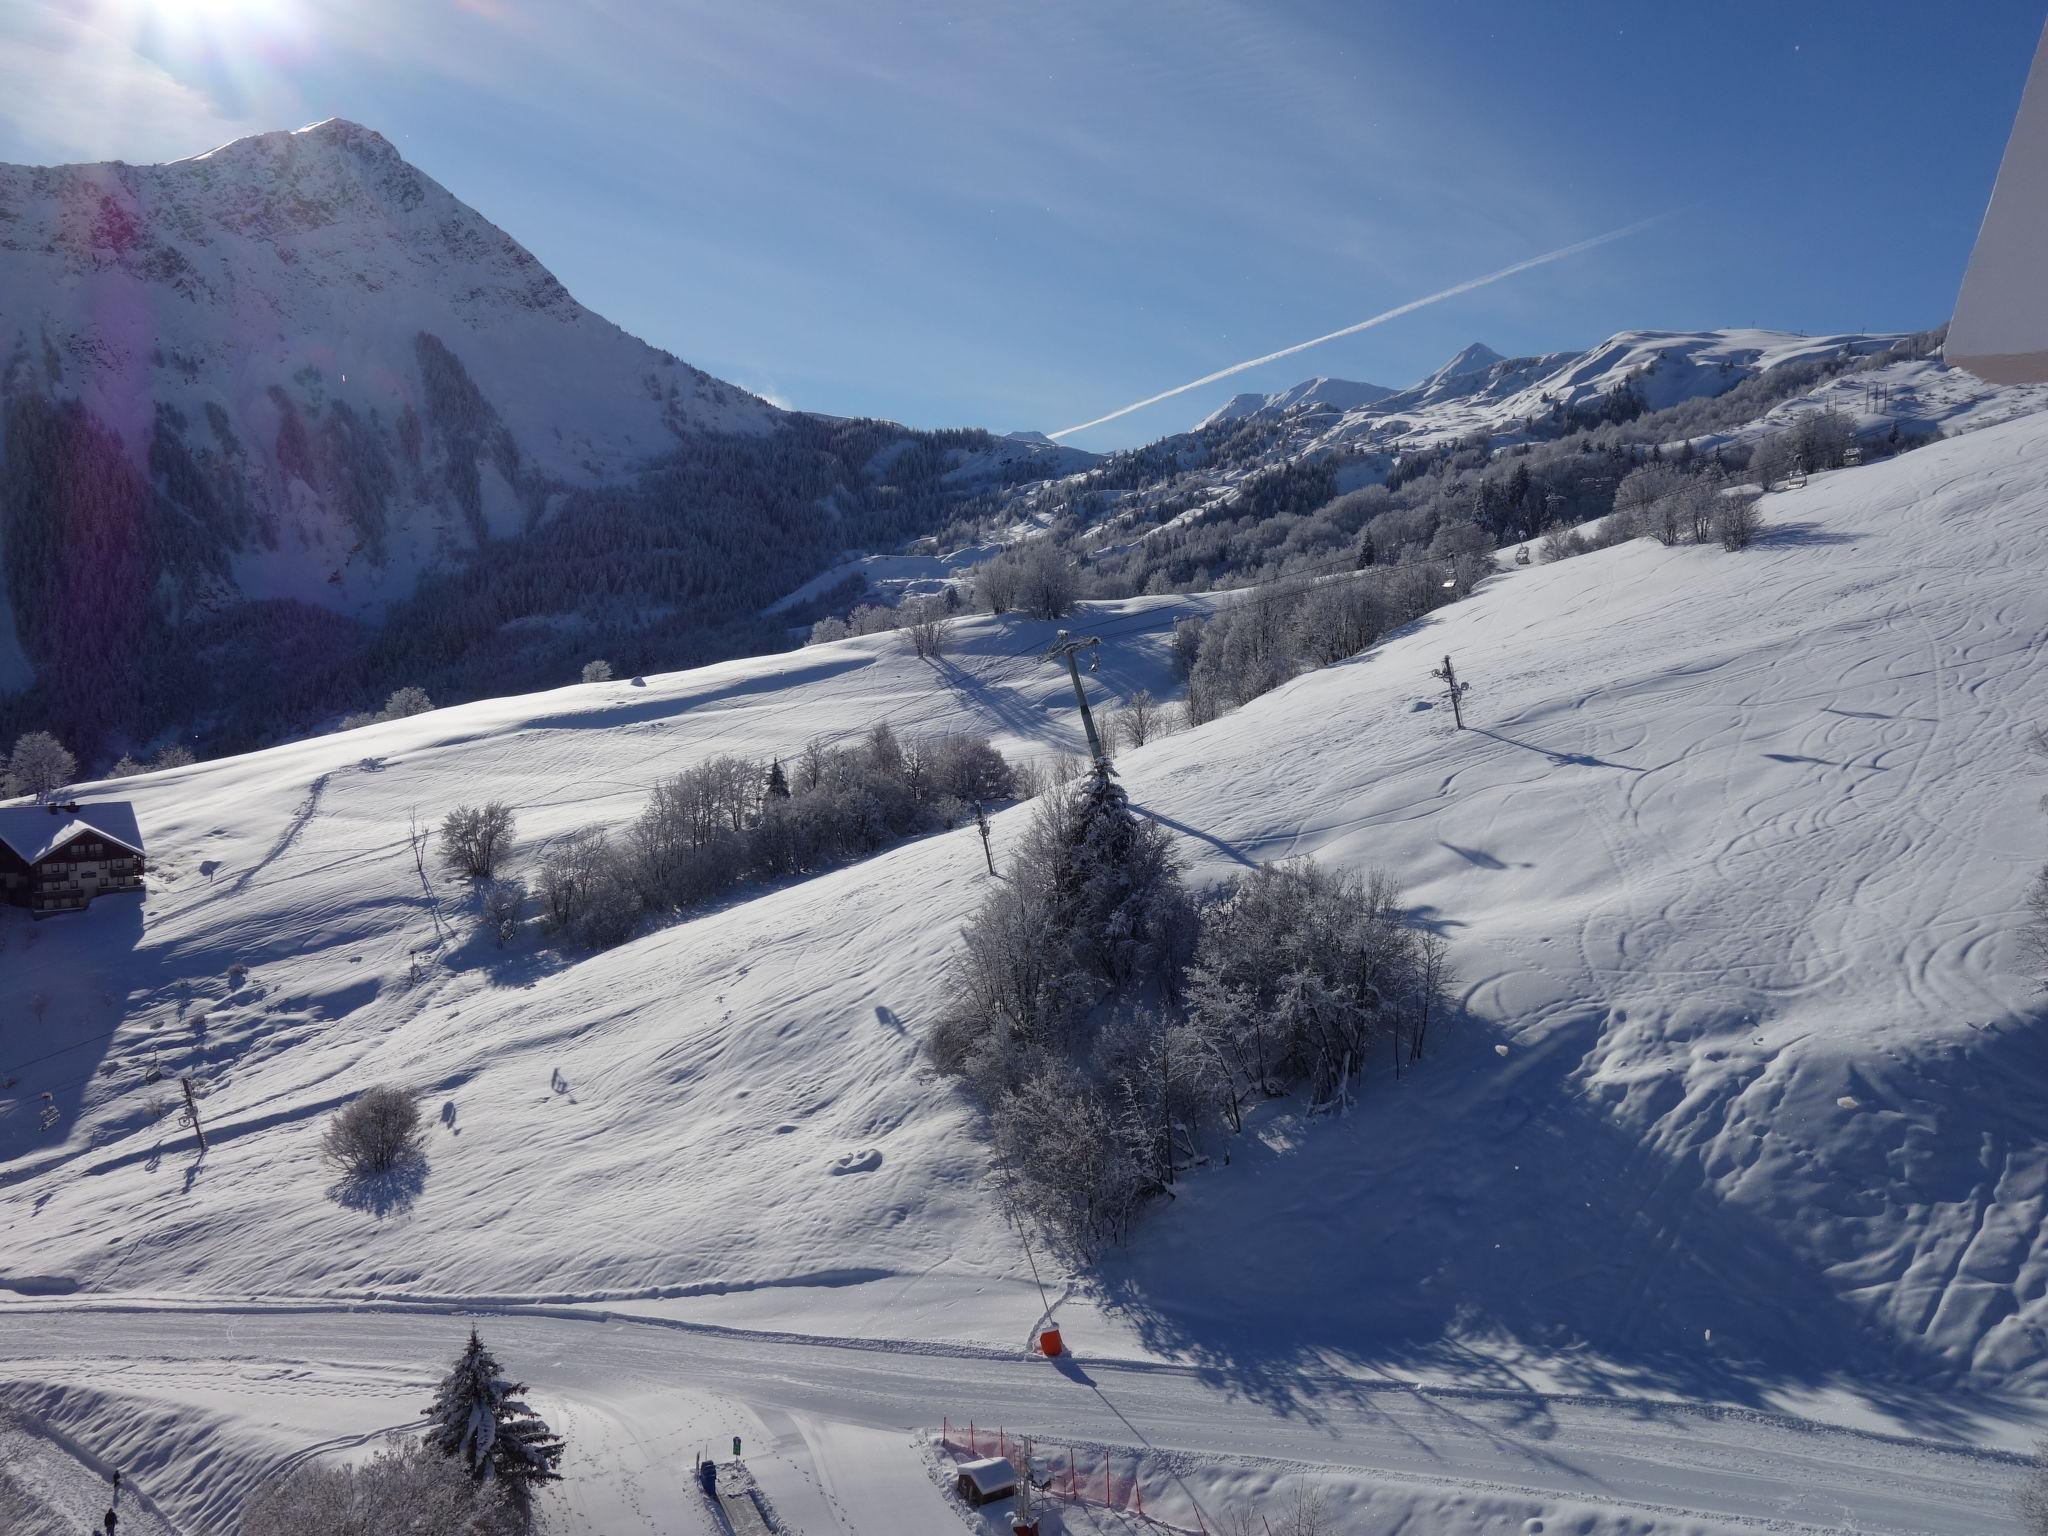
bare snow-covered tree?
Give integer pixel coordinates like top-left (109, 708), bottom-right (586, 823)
top-left (537, 829), bottom-right (639, 949)
top-left (1612, 462), bottom-right (1689, 541)
top-left (1169, 616), bottom-right (1204, 683)
top-left (1117, 689), bottom-right (1158, 750)
top-left (241, 1436), bottom-right (530, 1536)
top-left (808, 615), bottom-right (850, 645)
top-left (7, 731), bottom-right (75, 802)
top-left (580, 659), bottom-right (612, 684)
top-left (973, 557), bottom-right (1022, 616)
top-left (1791, 406), bottom-right (1857, 473)
top-left (1748, 433), bottom-right (1798, 492)
top-left (441, 802), bottom-right (518, 880)
top-left (1538, 522), bottom-right (1587, 563)
top-left (903, 595), bottom-right (955, 659)
top-left (1278, 1483), bottom-right (1335, 1536)
top-left (975, 541), bottom-right (1080, 620)
top-left (321, 1086), bottom-right (426, 1179)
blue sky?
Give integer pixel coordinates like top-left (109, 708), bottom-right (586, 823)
top-left (1, 1), bottom-right (2041, 450)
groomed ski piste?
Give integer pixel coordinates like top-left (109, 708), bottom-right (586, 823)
top-left (6, 402), bottom-right (2048, 1532)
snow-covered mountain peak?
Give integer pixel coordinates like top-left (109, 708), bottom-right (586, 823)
top-left (0, 120), bottom-right (783, 634)
top-left (1425, 340), bottom-right (1506, 383)
top-left (1195, 374), bottom-right (1396, 429)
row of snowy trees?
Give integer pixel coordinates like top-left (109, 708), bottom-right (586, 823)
top-left (1, 728), bottom-right (204, 799)
top-left (931, 762), bottom-right (1455, 1248)
top-left (534, 724), bottom-right (1017, 951)
top-left (1537, 459), bottom-right (1764, 560)
top-left (809, 590), bottom-right (962, 655)
top-left (806, 541), bottom-right (1084, 648)
top-left (1165, 564), bottom-right (1461, 731)
top-left (340, 685), bottom-right (436, 732)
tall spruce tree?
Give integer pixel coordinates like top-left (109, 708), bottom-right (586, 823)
top-left (765, 758), bottom-right (791, 800)
top-left (1056, 760), bottom-right (1190, 990)
top-left (423, 1329), bottom-right (564, 1490)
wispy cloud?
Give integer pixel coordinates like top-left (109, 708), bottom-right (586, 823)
top-left (1049, 217), bottom-right (1671, 439)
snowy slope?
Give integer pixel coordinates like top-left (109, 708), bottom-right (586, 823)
top-left (5, 408), bottom-right (2048, 1526)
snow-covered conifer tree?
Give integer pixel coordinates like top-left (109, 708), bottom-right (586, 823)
top-left (423, 1329), bottom-right (564, 1490)
top-left (765, 758), bottom-right (790, 800)
top-left (1054, 760), bottom-right (1191, 990)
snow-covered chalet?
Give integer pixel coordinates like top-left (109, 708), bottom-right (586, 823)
top-left (0, 802), bottom-right (145, 917)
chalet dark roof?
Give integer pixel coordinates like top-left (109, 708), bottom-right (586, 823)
top-left (0, 802), bottom-right (144, 865)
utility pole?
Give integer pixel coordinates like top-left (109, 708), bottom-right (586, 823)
top-left (973, 800), bottom-right (996, 877)
top-left (1041, 631), bottom-right (1106, 765)
top-left (179, 1075), bottom-right (207, 1154)
top-left (1431, 654), bottom-right (1472, 729)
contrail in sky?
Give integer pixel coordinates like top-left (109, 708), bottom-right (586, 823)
top-left (1048, 215), bottom-right (1669, 440)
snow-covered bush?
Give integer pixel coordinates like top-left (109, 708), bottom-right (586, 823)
top-left (440, 802), bottom-right (518, 880)
top-left (380, 686), bottom-right (434, 720)
top-left (1714, 488), bottom-right (1765, 551)
top-left (1187, 858), bottom-right (1450, 1111)
top-left (808, 615), bottom-right (850, 645)
top-left (536, 830), bottom-right (640, 950)
top-left (481, 879), bottom-right (526, 947)
top-left (6, 730), bottom-right (75, 801)
top-left (2023, 867), bottom-right (2048, 991)
top-left (580, 659), bottom-right (612, 684)
top-left (937, 833), bottom-right (1453, 1248)
top-left (321, 1086), bottom-right (425, 1178)
top-left (241, 1435), bottom-right (530, 1536)
top-left (424, 1329), bottom-right (564, 1491)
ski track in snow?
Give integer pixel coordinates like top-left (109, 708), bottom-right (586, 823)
top-left (8, 410), bottom-right (2048, 1527)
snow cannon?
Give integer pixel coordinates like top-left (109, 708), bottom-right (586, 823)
top-left (1038, 1326), bottom-right (1063, 1357)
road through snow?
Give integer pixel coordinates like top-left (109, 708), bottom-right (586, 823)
top-left (0, 1305), bottom-right (2025, 1534)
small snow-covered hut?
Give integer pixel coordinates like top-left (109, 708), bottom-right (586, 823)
top-left (956, 1455), bottom-right (1018, 1507)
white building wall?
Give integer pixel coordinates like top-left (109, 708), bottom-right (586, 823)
top-left (1951, 22), bottom-right (2048, 384)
